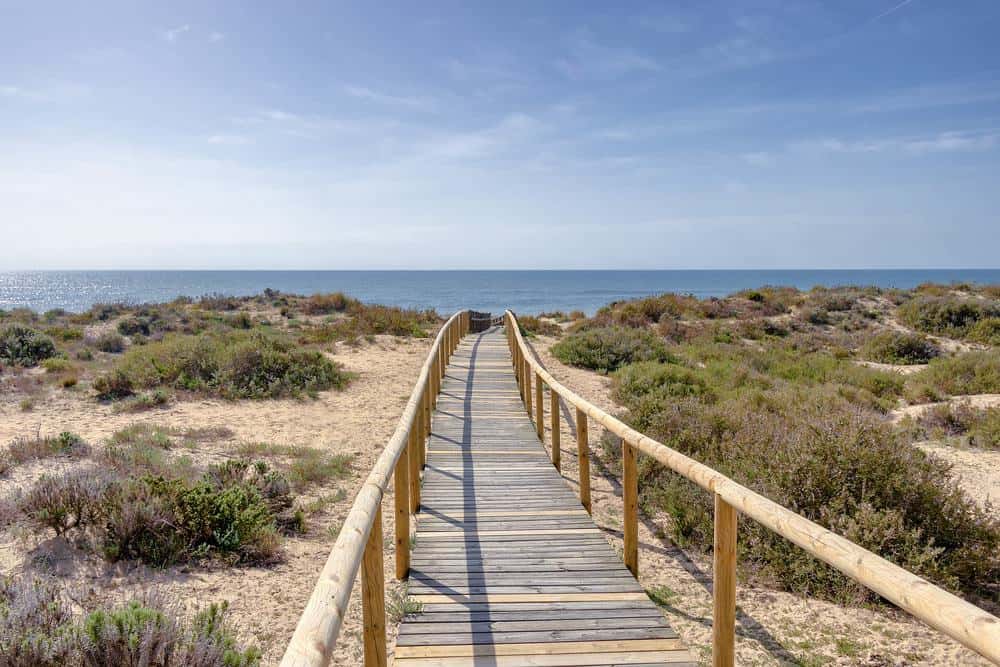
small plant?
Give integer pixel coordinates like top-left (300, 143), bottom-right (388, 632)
top-left (645, 584), bottom-right (678, 608)
top-left (92, 331), bottom-right (126, 353)
top-left (860, 331), bottom-right (939, 365)
top-left (386, 586), bottom-right (423, 622)
top-left (0, 324), bottom-right (56, 366)
top-left (112, 388), bottom-right (173, 413)
top-left (19, 469), bottom-right (115, 535)
top-left (552, 326), bottom-right (674, 373)
top-left (6, 431), bottom-right (90, 465)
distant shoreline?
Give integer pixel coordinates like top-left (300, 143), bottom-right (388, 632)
top-left (3, 269), bottom-right (1000, 315)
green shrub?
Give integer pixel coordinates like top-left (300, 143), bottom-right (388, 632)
top-left (19, 470), bottom-right (115, 536)
top-left (92, 331), bottom-right (126, 353)
top-left (969, 317), bottom-right (1000, 345)
top-left (904, 402), bottom-right (1000, 450)
top-left (302, 292), bottom-right (357, 315)
top-left (898, 296), bottom-right (1000, 339)
top-left (41, 357), bottom-right (75, 373)
top-left (0, 576), bottom-right (77, 665)
top-left (0, 325), bottom-right (56, 366)
top-left (612, 385), bottom-right (1000, 603)
top-left (860, 331), bottom-right (940, 364)
top-left (552, 326), bottom-right (673, 373)
top-left (518, 315), bottom-right (562, 337)
top-left (6, 432), bottom-right (90, 465)
top-left (906, 350), bottom-right (1000, 401)
top-left (96, 330), bottom-right (350, 400)
top-left (116, 316), bottom-right (150, 336)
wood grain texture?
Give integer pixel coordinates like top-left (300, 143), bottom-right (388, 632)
top-left (398, 327), bottom-right (693, 667)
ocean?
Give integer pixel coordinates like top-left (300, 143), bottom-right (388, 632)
top-left (1, 270), bottom-right (998, 316)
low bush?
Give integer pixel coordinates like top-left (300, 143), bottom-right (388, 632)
top-left (552, 326), bottom-right (673, 373)
top-left (518, 315), bottom-right (562, 337)
top-left (0, 325), bottom-right (56, 366)
top-left (611, 384), bottom-right (1000, 604)
top-left (95, 330), bottom-right (350, 400)
top-left (20, 459), bottom-right (287, 566)
top-left (19, 469), bottom-right (114, 536)
top-left (898, 295), bottom-right (1000, 339)
top-left (302, 292), bottom-right (357, 315)
top-left (969, 317), bottom-right (1000, 345)
top-left (905, 350), bottom-right (1000, 402)
top-left (0, 578), bottom-right (260, 667)
top-left (6, 431), bottom-right (90, 466)
top-left (92, 331), bottom-right (126, 353)
top-left (860, 331), bottom-right (939, 364)
top-left (111, 389), bottom-right (172, 413)
top-left (904, 402), bottom-right (1000, 449)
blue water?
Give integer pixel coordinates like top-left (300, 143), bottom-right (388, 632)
top-left (1, 270), bottom-right (998, 316)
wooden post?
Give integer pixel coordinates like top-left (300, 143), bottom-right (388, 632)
top-left (394, 443), bottom-right (409, 580)
top-left (535, 373), bottom-right (544, 440)
top-left (623, 441), bottom-right (638, 577)
top-left (524, 360), bottom-right (532, 417)
top-left (421, 387), bottom-right (429, 469)
top-left (713, 495), bottom-right (737, 667)
top-left (408, 422), bottom-right (420, 513)
top-left (550, 387), bottom-right (561, 471)
top-left (576, 408), bottom-right (591, 514)
top-left (362, 506), bottom-right (386, 667)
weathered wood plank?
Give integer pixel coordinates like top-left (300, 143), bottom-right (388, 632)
top-left (396, 328), bottom-right (693, 667)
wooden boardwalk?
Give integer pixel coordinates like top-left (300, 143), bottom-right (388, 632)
top-left (395, 327), bottom-right (695, 667)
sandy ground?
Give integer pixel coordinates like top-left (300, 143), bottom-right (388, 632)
top-left (519, 334), bottom-right (992, 666)
top-left (888, 396), bottom-right (1000, 509)
top-left (0, 334), bottom-right (432, 665)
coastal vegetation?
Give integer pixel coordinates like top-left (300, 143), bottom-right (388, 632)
top-left (0, 290), bottom-right (439, 406)
top-left (549, 282), bottom-right (1000, 606)
top-left (0, 290), bottom-right (437, 662)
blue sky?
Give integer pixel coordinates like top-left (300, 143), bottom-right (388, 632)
top-left (1, 1), bottom-right (998, 269)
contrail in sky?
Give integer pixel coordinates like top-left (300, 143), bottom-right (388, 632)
top-left (869, 0), bottom-right (917, 24)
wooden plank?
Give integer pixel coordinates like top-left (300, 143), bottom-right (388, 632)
top-left (394, 638), bottom-right (686, 659)
top-left (391, 327), bottom-right (692, 667)
top-left (392, 651), bottom-right (696, 667)
top-left (411, 592), bottom-right (650, 604)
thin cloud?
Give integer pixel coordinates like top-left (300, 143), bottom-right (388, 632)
top-left (208, 31), bottom-right (225, 43)
top-left (207, 134), bottom-right (250, 145)
top-left (163, 25), bottom-right (191, 42)
top-left (343, 85), bottom-right (435, 111)
top-left (555, 30), bottom-right (660, 80)
top-left (796, 130), bottom-right (1000, 155)
top-left (868, 0), bottom-right (917, 24)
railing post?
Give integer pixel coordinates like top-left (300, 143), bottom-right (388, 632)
top-left (535, 373), bottom-right (544, 440)
top-left (524, 360), bottom-right (532, 418)
top-left (421, 387), bottom-right (429, 469)
top-left (362, 505), bottom-right (387, 667)
top-left (713, 494), bottom-right (737, 667)
top-left (550, 387), bottom-right (561, 471)
top-left (576, 408), bottom-right (591, 514)
top-left (623, 441), bottom-right (638, 577)
top-left (408, 422), bottom-right (420, 513)
top-left (394, 439), bottom-right (410, 580)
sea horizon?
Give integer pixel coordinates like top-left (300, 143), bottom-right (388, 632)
top-left (3, 268), bottom-right (1000, 316)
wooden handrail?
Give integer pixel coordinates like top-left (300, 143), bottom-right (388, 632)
top-left (504, 310), bottom-right (1000, 666)
top-left (280, 310), bottom-right (470, 667)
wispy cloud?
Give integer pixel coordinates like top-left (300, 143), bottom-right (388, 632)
top-left (163, 25), bottom-right (191, 42)
top-left (207, 134), bottom-right (250, 145)
top-left (867, 0), bottom-right (918, 24)
top-left (742, 152), bottom-right (775, 167)
top-left (851, 80), bottom-right (1000, 113)
top-left (208, 31), bottom-right (225, 43)
top-left (418, 113), bottom-right (543, 160)
top-left (343, 85), bottom-right (435, 111)
top-left (0, 82), bottom-right (91, 102)
top-left (636, 12), bottom-right (694, 34)
top-left (555, 30), bottom-right (660, 80)
top-left (796, 130), bottom-right (1000, 155)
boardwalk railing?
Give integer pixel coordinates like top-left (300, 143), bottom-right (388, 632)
top-left (504, 310), bottom-right (1000, 667)
top-left (281, 310), bottom-right (469, 667)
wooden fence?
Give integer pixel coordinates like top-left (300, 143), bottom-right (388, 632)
top-left (280, 310), bottom-right (468, 667)
top-left (504, 310), bottom-right (1000, 667)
